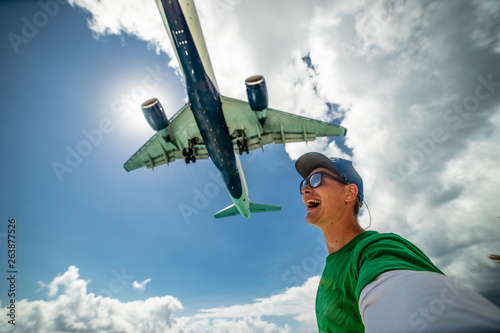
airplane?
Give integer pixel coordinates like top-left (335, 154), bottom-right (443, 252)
top-left (124, 0), bottom-right (347, 219)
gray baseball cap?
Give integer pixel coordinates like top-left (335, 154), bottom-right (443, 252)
top-left (295, 152), bottom-right (364, 204)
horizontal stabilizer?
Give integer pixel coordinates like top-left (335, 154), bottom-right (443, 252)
top-left (214, 204), bottom-right (240, 219)
top-left (213, 202), bottom-right (281, 219)
top-left (249, 202), bottom-right (281, 214)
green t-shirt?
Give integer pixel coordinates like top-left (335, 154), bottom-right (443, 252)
top-left (316, 231), bottom-right (443, 333)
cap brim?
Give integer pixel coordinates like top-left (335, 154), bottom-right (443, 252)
top-left (295, 152), bottom-right (340, 178)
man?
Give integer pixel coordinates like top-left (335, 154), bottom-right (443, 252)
top-left (295, 152), bottom-right (500, 333)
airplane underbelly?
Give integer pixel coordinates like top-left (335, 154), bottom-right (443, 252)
top-left (200, 122), bottom-right (243, 199)
top-left (189, 89), bottom-right (243, 199)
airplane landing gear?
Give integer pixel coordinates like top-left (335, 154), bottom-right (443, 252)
top-left (237, 138), bottom-right (249, 155)
top-left (182, 147), bottom-right (196, 164)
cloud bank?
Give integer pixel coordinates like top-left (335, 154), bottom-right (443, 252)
top-left (66, 0), bottom-right (500, 325)
top-left (0, 266), bottom-right (315, 332)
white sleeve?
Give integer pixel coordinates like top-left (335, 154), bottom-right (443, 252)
top-left (358, 270), bottom-right (500, 333)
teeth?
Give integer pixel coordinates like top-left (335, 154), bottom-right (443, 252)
top-left (307, 199), bottom-right (321, 207)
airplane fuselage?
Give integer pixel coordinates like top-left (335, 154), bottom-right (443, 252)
top-left (156, 0), bottom-right (250, 217)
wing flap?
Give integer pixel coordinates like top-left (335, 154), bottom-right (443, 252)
top-left (220, 96), bottom-right (346, 153)
top-left (265, 108), bottom-right (347, 138)
top-left (124, 103), bottom-right (208, 172)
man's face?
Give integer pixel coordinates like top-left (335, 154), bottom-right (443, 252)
top-left (301, 167), bottom-right (349, 227)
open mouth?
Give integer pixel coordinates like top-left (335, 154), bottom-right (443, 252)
top-left (306, 199), bottom-right (321, 209)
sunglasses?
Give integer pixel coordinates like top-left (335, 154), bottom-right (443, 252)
top-left (300, 171), bottom-right (348, 194)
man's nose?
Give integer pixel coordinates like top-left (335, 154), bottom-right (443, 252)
top-left (301, 184), bottom-right (312, 195)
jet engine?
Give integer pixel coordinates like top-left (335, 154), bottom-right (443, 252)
top-left (141, 98), bottom-right (169, 131)
top-left (245, 75), bottom-right (268, 124)
top-left (245, 75), bottom-right (268, 111)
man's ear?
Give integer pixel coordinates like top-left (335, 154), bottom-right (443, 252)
top-left (345, 184), bottom-right (359, 203)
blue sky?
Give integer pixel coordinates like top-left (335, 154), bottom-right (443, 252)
top-left (0, 1), bottom-right (324, 330)
top-left (1, 0), bottom-right (500, 332)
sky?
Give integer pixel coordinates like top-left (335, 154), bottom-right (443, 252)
top-left (0, 0), bottom-right (499, 332)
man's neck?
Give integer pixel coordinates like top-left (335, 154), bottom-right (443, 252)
top-left (322, 217), bottom-right (365, 254)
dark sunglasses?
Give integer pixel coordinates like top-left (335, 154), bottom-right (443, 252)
top-left (300, 171), bottom-right (348, 194)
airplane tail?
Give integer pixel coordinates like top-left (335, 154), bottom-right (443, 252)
top-left (249, 203), bottom-right (282, 214)
top-left (214, 203), bottom-right (281, 219)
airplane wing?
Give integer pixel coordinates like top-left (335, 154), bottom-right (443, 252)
top-left (124, 103), bottom-right (208, 171)
top-left (221, 96), bottom-right (346, 152)
top-left (124, 97), bottom-right (346, 172)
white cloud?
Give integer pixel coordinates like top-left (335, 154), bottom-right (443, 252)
top-left (305, 0), bottom-right (500, 302)
top-left (0, 266), bottom-right (314, 332)
top-left (67, 0), bottom-right (500, 313)
top-left (67, 0), bottom-right (176, 67)
top-left (133, 278), bottom-right (152, 291)
top-left (198, 276), bottom-right (319, 330)
top-left (1, 266), bottom-right (184, 333)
